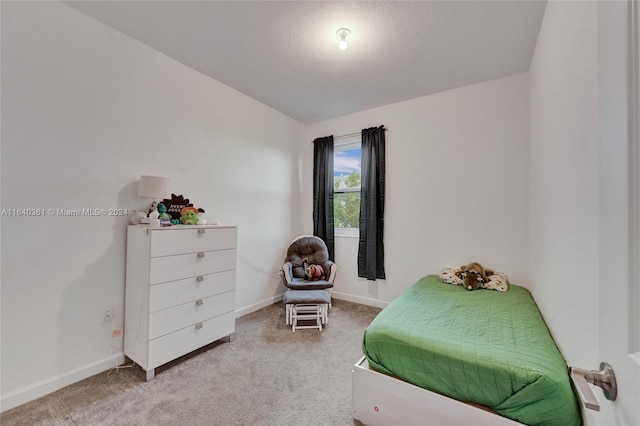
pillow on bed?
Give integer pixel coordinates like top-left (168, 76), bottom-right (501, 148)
top-left (439, 267), bottom-right (463, 285)
top-left (483, 272), bottom-right (509, 292)
top-left (439, 267), bottom-right (509, 292)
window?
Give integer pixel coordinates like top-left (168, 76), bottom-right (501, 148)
top-left (334, 139), bottom-right (361, 236)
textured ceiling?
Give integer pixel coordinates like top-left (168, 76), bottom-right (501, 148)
top-left (64, 1), bottom-right (547, 124)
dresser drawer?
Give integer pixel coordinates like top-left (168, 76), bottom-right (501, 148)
top-left (148, 311), bottom-right (235, 369)
top-left (149, 248), bottom-right (236, 285)
top-left (150, 227), bottom-right (237, 257)
top-left (149, 270), bottom-right (235, 312)
top-left (148, 290), bottom-right (235, 340)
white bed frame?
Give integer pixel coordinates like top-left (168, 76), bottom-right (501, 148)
top-left (352, 357), bottom-right (522, 425)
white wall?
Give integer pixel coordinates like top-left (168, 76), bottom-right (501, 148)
top-left (528, 0), bottom-right (599, 369)
top-left (304, 73), bottom-right (530, 305)
top-left (0, 1), bottom-right (303, 410)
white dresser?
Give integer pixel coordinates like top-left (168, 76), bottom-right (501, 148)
top-left (125, 225), bottom-right (237, 381)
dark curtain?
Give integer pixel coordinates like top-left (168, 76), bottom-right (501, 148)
top-left (313, 136), bottom-right (335, 260)
top-left (358, 126), bottom-right (386, 280)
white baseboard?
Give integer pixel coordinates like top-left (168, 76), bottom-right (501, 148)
top-left (235, 293), bottom-right (285, 318)
top-left (331, 291), bottom-right (390, 309)
top-left (234, 291), bottom-right (389, 313)
top-left (0, 353), bottom-right (125, 413)
top-left (234, 291), bottom-right (389, 312)
top-left (1, 292), bottom-right (377, 413)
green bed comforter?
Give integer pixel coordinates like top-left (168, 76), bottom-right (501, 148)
top-left (362, 275), bottom-right (581, 426)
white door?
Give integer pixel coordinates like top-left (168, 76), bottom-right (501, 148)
top-left (596, 1), bottom-right (640, 424)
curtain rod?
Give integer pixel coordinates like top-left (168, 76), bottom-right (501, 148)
top-left (334, 131), bottom-right (361, 140)
top-left (310, 127), bottom-right (387, 143)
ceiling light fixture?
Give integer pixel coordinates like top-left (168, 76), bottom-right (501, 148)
top-left (336, 28), bottom-right (351, 51)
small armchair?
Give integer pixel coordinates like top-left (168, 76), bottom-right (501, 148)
top-left (282, 235), bottom-right (337, 291)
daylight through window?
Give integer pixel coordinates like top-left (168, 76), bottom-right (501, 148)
top-left (334, 139), bottom-right (361, 234)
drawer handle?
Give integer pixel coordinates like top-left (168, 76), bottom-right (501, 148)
top-left (196, 275), bottom-right (204, 282)
top-left (197, 252), bottom-right (205, 258)
top-left (198, 229), bottom-right (206, 234)
top-left (195, 322), bottom-right (203, 329)
top-left (195, 299), bottom-right (204, 306)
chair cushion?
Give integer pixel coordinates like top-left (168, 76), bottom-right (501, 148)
top-left (286, 236), bottom-right (330, 279)
top-left (285, 278), bottom-right (334, 290)
top-left (283, 290), bottom-right (331, 305)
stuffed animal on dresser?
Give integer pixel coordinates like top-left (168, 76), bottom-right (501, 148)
top-left (457, 262), bottom-right (494, 291)
top-left (179, 206), bottom-right (199, 225)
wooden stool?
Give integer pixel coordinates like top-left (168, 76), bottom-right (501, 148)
top-left (283, 289), bottom-right (330, 332)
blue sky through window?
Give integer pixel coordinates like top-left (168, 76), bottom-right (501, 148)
top-left (334, 148), bottom-right (361, 178)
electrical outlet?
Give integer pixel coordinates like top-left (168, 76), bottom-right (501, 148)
top-left (104, 309), bottom-right (113, 323)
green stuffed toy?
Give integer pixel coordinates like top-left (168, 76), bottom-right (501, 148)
top-left (157, 203), bottom-right (174, 225)
top-left (179, 206), bottom-right (199, 225)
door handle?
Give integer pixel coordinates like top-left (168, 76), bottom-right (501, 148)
top-left (570, 362), bottom-right (617, 411)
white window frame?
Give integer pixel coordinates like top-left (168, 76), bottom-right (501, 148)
top-left (334, 138), bottom-right (361, 238)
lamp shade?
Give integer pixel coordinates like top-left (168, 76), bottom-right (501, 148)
top-left (137, 176), bottom-right (168, 199)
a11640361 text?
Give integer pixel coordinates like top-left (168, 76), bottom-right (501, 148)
top-left (0, 208), bottom-right (129, 217)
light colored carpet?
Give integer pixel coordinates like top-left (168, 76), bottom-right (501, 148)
top-left (1, 299), bottom-right (381, 426)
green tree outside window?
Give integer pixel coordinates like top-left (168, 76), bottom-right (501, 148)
top-left (334, 166), bottom-right (361, 229)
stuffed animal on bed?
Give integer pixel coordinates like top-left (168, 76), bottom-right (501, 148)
top-left (302, 257), bottom-right (326, 281)
top-left (440, 265), bottom-right (509, 292)
top-left (457, 262), bottom-right (494, 291)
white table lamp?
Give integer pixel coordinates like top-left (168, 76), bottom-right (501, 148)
top-left (138, 175), bottom-right (168, 199)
